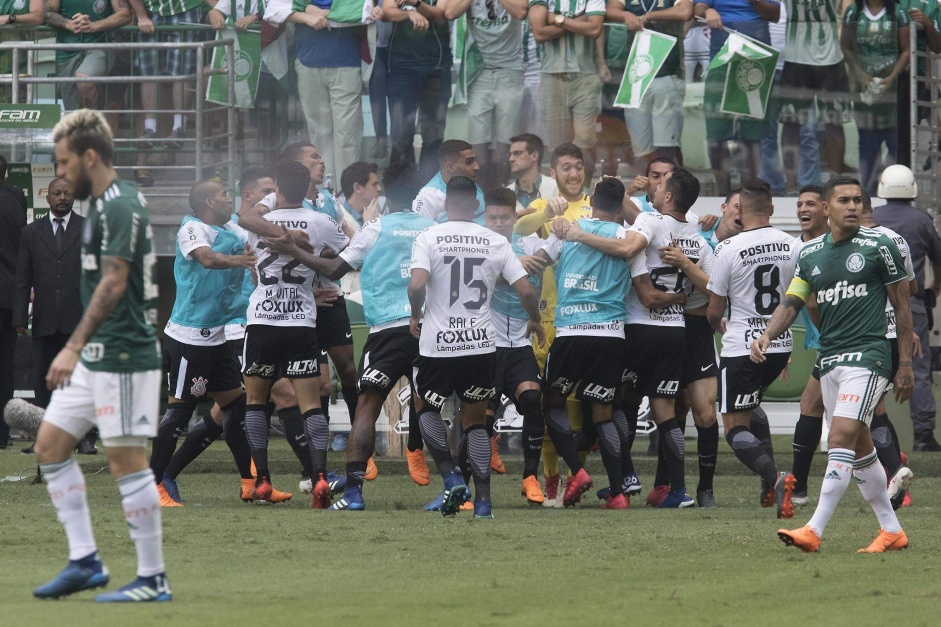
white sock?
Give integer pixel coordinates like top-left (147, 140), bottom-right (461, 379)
top-left (41, 457), bottom-right (97, 561)
top-left (172, 114), bottom-right (182, 131)
top-left (118, 469), bottom-right (165, 577)
top-left (854, 449), bottom-right (902, 533)
top-left (806, 448), bottom-right (855, 537)
top-left (144, 118), bottom-right (157, 133)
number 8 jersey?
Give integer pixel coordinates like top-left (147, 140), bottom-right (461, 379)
top-left (246, 207), bottom-right (349, 328)
top-left (411, 221), bottom-right (528, 357)
top-left (707, 226), bottom-right (797, 357)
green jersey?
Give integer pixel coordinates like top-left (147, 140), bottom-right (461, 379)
top-left (55, 0), bottom-right (116, 64)
top-left (617, 0), bottom-right (685, 77)
top-left (782, 0), bottom-right (843, 65)
top-left (789, 226), bottom-right (906, 378)
top-left (529, 0), bottom-right (606, 74)
top-left (843, 4), bottom-right (910, 77)
top-left (80, 178), bottom-right (160, 373)
top-left (0, 0), bottom-right (32, 16)
top-left (143, 0), bottom-right (203, 17)
top-left (898, 0), bottom-right (940, 75)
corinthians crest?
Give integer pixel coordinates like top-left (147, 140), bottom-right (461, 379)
top-left (190, 376), bottom-right (208, 398)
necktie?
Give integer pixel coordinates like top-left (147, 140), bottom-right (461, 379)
top-left (54, 218), bottom-right (65, 254)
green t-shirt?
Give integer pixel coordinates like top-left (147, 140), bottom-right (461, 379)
top-left (529, 0), bottom-right (606, 74)
top-left (617, 0), bottom-right (684, 77)
top-left (80, 178), bottom-right (160, 373)
top-left (143, 0), bottom-right (204, 17)
top-left (898, 0), bottom-right (941, 75)
top-left (0, 0), bottom-right (32, 16)
top-left (388, 1), bottom-right (452, 72)
top-left (843, 4), bottom-right (910, 77)
top-left (791, 227), bottom-right (906, 378)
top-left (55, 0), bottom-right (116, 64)
top-left (782, 0), bottom-right (842, 65)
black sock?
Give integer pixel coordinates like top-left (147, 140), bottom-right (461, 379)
top-left (696, 423), bottom-right (719, 492)
top-left (465, 425), bottom-right (491, 502)
top-left (418, 409), bottom-right (454, 478)
top-left (406, 400), bottom-right (424, 451)
top-left (341, 386), bottom-right (358, 425)
top-left (303, 408), bottom-right (329, 478)
top-left (222, 398), bottom-right (254, 480)
top-left (545, 407), bottom-right (583, 473)
top-left (750, 406), bottom-right (774, 461)
top-left (611, 408), bottom-right (635, 477)
top-left (653, 435), bottom-right (668, 487)
top-left (657, 418), bottom-right (686, 491)
top-left (320, 395), bottom-right (331, 421)
top-left (518, 390), bottom-right (544, 479)
top-left (727, 425), bottom-right (778, 485)
top-left (595, 420), bottom-right (623, 496)
top-left (575, 412), bottom-right (597, 452)
top-left (885, 416), bottom-right (902, 457)
top-left (244, 403), bottom-right (270, 480)
top-left (164, 412), bottom-right (224, 480)
top-left (791, 414), bottom-right (822, 493)
top-left (457, 433), bottom-right (471, 484)
top-left (279, 406), bottom-right (313, 478)
top-left (485, 414), bottom-right (496, 439)
top-left (871, 412), bottom-right (903, 476)
top-left (346, 460), bottom-right (368, 490)
top-left (150, 402), bottom-right (194, 482)
top-left (265, 401), bottom-right (276, 421)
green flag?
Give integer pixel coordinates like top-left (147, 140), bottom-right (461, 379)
top-left (206, 28), bottom-right (262, 109)
top-left (707, 33), bottom-right (778, 119)
top-left (450, 16), bottom-right (483, 108)
top-left (614, 29), bottom-right (676, 109)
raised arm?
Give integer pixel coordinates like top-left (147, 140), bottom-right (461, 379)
top-left (440, 0), bottom-right (472, 20)
top-left (564, 219), bottom-right (647, 260)
top-left (263, 228), bottom-right (353, 279)
top-left (189, 246), bottom-right (256, 271)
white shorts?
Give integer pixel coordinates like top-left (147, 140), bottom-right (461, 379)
top-left (820, 366), bottom-right (888, 427)
top-left (623, 75), bottom-right (685, 156)
top-left (44, 363), bottom-right (161, 442)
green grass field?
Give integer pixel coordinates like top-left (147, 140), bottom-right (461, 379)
top-left (2, 432), bottom-right (941, 627)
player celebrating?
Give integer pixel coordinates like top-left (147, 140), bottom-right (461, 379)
top-left (757, 176), bottom-right (913, 553)
top-left (706, 179), bottom-right (797, 519)
top-left (33, 110), bottom-right (170, 602)
top-left (409, 176), bottom-right (545, 518)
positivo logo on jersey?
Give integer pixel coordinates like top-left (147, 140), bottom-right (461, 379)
top-left (845, 252), bottom-right (865, 273)
top-left (816, 281), bottom-right (868, 306)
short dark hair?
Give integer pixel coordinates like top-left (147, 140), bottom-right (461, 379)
top-left (798, 184), bottom-right (825, 198)
top-left (822, 175), bottom-right (861, 201)
top-left (646, 157), bottom-right (676, 176)
top-left (592, 177), bottom-right (625, 213)
top-left (340, 161), bottom-right (378, 198)
top-left (724, 187), bottom-right (741, 205)
top-left (484, 187), bottom-right (517, 209)
top-left (280, 141), bottom-right (315, 162)
top-left (189, 179), bottom-right (223, 214)
top-left (276, 159), bottom-right (312, 204)
top-left (510, 134), bottom-right (546, 166)
top-left (439, 139), bottom-right (474, 166)
top-left (551, 143), bottom-right (583, 168)
top-left (240, 166), bottom-right (273, 192)
top-left (665, 167), bottom-right (701, 213)
top-left (445, 175), bottom-right (478, 211)
top-left (739, 178), bottom-right (773, 215)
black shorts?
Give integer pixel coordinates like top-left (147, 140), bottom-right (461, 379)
top-left (358, 325), bottom-right (419, 396)
top-left (545, 335), bottom-right (624, 405)
top-left (623, 324), bottom-right (685, 399)
top-left (317, 296), bottom-right (353, 350)
top-left (718, 352), bottom-right (790, 414)
top-left (778, 61), bottom-right (849, 123)
top-left (494, 346), bottom-right (541, 406)
top-left (682, 315), bottom-right (718, 386)
top-left (164, 336), bottom-right (242, 402)
top-left (414, 353), bottom-right (496, 411)
top-left (227, 338), bottom-right (245, 367)
top-left (242, 324), bottom-right (320, 380)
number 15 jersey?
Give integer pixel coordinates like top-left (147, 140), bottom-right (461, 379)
top-left (411, 221), bottom-right (528, 358)
top-left (246, 207), bottom-right (349, 329)
top-left (707, 226), bottom-right (796, 357)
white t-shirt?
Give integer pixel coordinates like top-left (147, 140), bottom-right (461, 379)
top-left (245, 207), bottom-right (349, 328)
top-left (707, 226), bottom-right (796, 357)
top-left (873, 225), bottom-right (916, 339)
top-left (676, 228), bottom-right (714, 311)
top-left (411, 221), bottom-right (527, 357)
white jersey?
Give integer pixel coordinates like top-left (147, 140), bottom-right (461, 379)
top-left (873, 225), bottom-right (916, 339)
top-left (626, 212), bottom-right (708, 326)
top-left (411, 221), bottom-right (527, 357)
top-left (678, 228), bottom-right (714, 311)
top-left (246, 207), bottom-right (349, 328)
top-left (707, 226), bottom-right (796, 357)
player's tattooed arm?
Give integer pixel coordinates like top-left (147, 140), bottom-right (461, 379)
top-left (190, 246), bottom-right (256, 271)
top-left (887, 279), bottom-right (915, 402)
top-left (263, 228), bottom-right (350, 278)
top-left (46, 257), bottom-right (130, 389)
top-left (565, 221), bottom-right (647, 260)
top-left (43, 0), bottom-right (72, 30)
top-left (511, 276), bottom-right (547, 347)
top-left (750, 294), bottom-right (804, 364)
top-left (408, 269), bottom-right (430, 338)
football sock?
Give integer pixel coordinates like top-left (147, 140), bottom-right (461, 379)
top-left (279, 405), bottom-right (314, 478)
top-left (519, 390), bottom-right (545, 479)
top-left (172, 114), bottom-right (182, 131)
top-left (545, 407), bottom-right (583, 473)
top-left (871, 412), bottom-right (903, 476)
top-left (303, 408), bottom-right (329, 477)
top-left (749, 406), bottom-right (774, 460)
top-left (150, 402), bottom-right (194, 482)
top-left (144, 117), bottom-right (156, 133)
top-left (595, 420), bottom-right (623, 495)
top-left (611, 408), bottom-right (636, 477)
top-left (265, 401), bottom-right (276, 421)
top-left (341, 386), bottom-right (358, 425)
top-left (854, 449), bottom-right (902, 533)
top-left (485, 414), bottom-right (496, 439)
top-left (320, 395), bottom-right (331, 420)
top-left (696, 423), bottom-right (719, 492)
top-left (457, 433), bottom-right (471, 484)
top-left (885, 416), bottom-right (902, 456)
top-left (726, 425), bottom-right (779, 485)
top-left (791, 414), bottom-right (822, 493)
top-left (164, 412), bottom-right (223, 480)
top-left (41, 457), bottom-right (97, 561)
top-left (406, 401), bottom-right (424, 451)
top-left (466, 425), bottom-right (491, 502)
top-left (653, 435), bottom-right (667, 487)
top-left (807, 448), bottom-right (855, 537)
top-left (221, 397), bottom-right (253, 479)
top-left (244, 403), bottom-right (270, 479)
top-left (346, 460), bottom-right (368, 490)
top-left (541, 435), bottom-right (560, 477)
top-left (418, 409), bottom-right (454, 477)
top-left (117, 469), bottom-right (165, 577)
top-left (657, 418), bottom-right (686, 491)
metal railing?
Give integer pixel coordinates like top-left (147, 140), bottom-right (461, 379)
top-left (910, 24), bottom-right (941, 213)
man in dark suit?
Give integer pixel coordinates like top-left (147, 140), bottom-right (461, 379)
top-left (0, 156), bottom-right (27, 449)
top-left (0, 154), bottom-right (28, 212)
top-left (13, 177), bottom-right (96, 453)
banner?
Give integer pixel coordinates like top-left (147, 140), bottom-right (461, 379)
top-left (706, 32), bottom-right (778, 119)
top-left (614, 30), bottom-right (676, 109)
top-left (0, 103), bottom-right (61, 142)
top-left (206, 28), bottom-right (262, 109)
top-left (6, 162), bottom-right (71, 221)
top-left (449, 16), bottom-right (483, 108)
